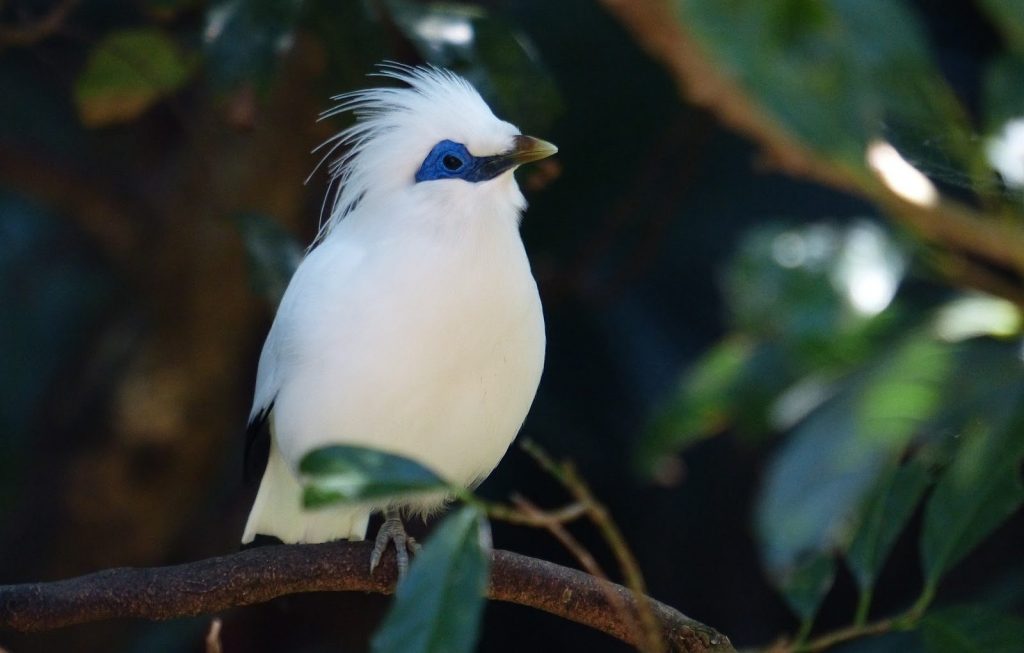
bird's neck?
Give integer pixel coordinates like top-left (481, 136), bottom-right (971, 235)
top-left (337, 179), bottom-right (526, 246)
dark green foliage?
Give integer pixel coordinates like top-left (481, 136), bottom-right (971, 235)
top-left (846, 459), bottom-right (930, 594)
top-left (202, 0), bottom-right (305, 91)
top-left (920, 417), bottom-right (1024, 591)
top-left (385, 0), bottom-right (562, 134)
top-left (233, 212), bottom-right (303, 306)
top-left (920, 605), bottom-right (1024, 653)
top-left (776, 552), bottom-right (837, 624)
top-left (983, 56), bottom-right (1024, 132)
top-left (372, 506), bottom-right (492, 653)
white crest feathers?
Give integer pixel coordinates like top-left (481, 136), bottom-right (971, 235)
top-left (309, 63), bottom-right (519, 244)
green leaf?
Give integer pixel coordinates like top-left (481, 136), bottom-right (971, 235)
top-left (756, 333), bottom-right (949, 580)
top-left (921, 605), bottom-right (1024, 653)
top-left (638, 336), bottom-right (754, 470)
top-left (642, 219), bottom-right (918, 475)
top-left (372, 506), bottom-right (491, 653)
top-left (846, 459), bottom-right (930, 593)
top-left (232, 212), bottom-right (302, 306)
top-left (920, 418), bottom-right (1024, 590)
top-left (777, 552), bottom-right (837, 623)
top-left (301, 446), bottom-right (449, 508)
top-left (203, 0), bottom-right (305, 91)
top-left (856, 336), bottom-right (950, 447)
top-left (983, 56), bottom-right (1024, 134)
top-left (74, 29), bottom-right (194, 127)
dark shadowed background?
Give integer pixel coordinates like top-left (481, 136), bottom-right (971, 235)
top-left (1, 1), bottom-right (1023, 652)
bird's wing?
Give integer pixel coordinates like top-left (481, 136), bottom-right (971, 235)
top-left (250, 317), bottom-right (284, 424)
top-left (244, 320), bottom-right (283, 480)
top-left (244, 323), bottom-right (282, 481)
top-left (243, 236), bottom-right (367, 480)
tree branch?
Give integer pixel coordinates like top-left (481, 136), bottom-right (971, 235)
top-left (600, 0), bottom-right (1024, 303)
top-left (0, 541), bottom-right (734, 653)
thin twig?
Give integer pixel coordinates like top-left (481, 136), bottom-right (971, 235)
top-left (205, 618), bottom-right (223, 653)
top-left (521, 440), bottom-right (667, 653)
top-left (489, 491), bottom-right (644, 650)
top-left (800, 618), bottom-right (895, 652)
top-left (763, 617), bottom-right (896, 653)
top-left (510, 497), bottom-right (608, 579)
top-left (484, 499), bottom-right (588, 527)
top-left (510, 495), bottom-right (633, 628)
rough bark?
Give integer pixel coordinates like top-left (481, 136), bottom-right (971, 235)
top-left (0, 542), bottom-right (734, 653)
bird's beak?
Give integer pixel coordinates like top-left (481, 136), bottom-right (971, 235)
top-left (474, 135), bottom-right (558, 181)
top-left (508, 135), bottom-right (559, 165)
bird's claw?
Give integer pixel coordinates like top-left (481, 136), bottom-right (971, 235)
top-left (370, 517), bottom-right (419, 580)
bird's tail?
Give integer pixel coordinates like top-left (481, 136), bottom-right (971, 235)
top-left (242, 438), bottom-right (370, 544)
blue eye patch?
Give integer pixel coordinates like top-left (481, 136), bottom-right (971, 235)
top-left (414, 139), bottom-right (517, 183)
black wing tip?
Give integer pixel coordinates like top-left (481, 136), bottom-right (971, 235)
top-left (243, 402), bottom-right (274, 483)
top-left (240, 534), bottom-right (285, 551)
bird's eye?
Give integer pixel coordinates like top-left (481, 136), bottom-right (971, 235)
top-left (442, 154), bottom-right (463, 171)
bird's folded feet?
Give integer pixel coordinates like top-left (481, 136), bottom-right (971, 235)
top-left (370, 513), bottom-right (421, 580)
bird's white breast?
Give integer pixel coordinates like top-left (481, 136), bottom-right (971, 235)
top-left (264, 191), bottom-right (545, 498)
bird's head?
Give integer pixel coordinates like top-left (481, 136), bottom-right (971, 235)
top-left (313, 64), bottom-right (557, 240)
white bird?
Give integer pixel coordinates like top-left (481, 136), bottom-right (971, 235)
top-left (241, 64), bottom-right (556, 576)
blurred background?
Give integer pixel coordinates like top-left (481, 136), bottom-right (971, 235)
top-left (1, 0), bottom-right (1023, 651)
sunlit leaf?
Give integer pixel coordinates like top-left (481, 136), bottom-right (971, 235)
top-left (203, 0), bottom-right (305, 90)
top-left (233, 212), bottom-right (302, 306)
top-left (921, 605), bottom-right (1024, 653)
top-left (74, 29), bottom-right (194, 126)
top-left (846, 459), bottom-right (930, 592)
top-left (932, 295), bottom-right (1022, 343)
top-left (372, 506), bottom-right (491, 653)
top-left (301, 446), bottom-right (449, 508)
top-left (777, 552), bottom-right (836, 623)
top-left (857, 336), bottom-right (950, 446)
top-left (920, 416), bottom-right (1024, 590)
